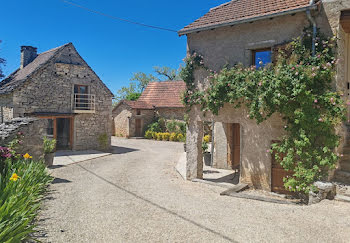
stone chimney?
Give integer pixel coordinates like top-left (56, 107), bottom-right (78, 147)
top-left (20, 46), bottom-right (37, 69)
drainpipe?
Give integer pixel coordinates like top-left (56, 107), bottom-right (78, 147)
top-left (210, 120), bottom-right (215, 166)
top-left (306, 0), bottom-right (317, 56)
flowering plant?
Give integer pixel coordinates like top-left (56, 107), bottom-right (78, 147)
top-left (181, 28), bottom-right (346, 193)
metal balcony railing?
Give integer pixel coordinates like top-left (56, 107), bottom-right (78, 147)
top-left (73, 93), bottom-right (95, 113)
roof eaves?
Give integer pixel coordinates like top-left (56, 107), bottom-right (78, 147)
top-left (178, 4), bottom-right (318, 36)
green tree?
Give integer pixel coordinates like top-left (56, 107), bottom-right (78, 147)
top-left (114, 66), bottom-right (180, 103)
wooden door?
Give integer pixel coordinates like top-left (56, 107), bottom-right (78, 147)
top-left (135, 119), bottom-right (142, 137)
top-left (271, 141), bottom-right (294, 194)
top-left (227, 123), bottom-right (240, 170)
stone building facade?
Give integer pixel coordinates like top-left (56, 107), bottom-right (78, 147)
top-left (0, 43), bottom-right (113, 151)
top-left (179, 0), bottom-right (350, 191)
top-left (113, 81), bottom-right (186, 137)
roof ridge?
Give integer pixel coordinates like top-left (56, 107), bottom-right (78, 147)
top-left (210, 0), bottom-right (235, 11)
top-left (38, 43), bottom-right (71, 55)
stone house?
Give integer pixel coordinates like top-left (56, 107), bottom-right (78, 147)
top-left (0, 43), bottom-right (113, 151)
top-left (113, 81), bottom-right (186, 137)
top-left (178, 0), bottom-right (350, 192)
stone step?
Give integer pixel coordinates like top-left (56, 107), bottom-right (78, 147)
top-left (334, 170), bottom-right (350, 184)
top-left (335, 194), bottom-right (350, 203)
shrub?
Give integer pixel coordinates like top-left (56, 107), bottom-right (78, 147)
top-left (144, 130), bottom-right (153, 139)
top-left (43, 136), bottom-right (56, 154)
top-left (169, 133), bottom-right (177, 141)
top-left (162, 133), bottom-right (170, 141)
top-left (156, 133), bottom-right (162, 141)
top-left (177, 133), bottom-right (185, 142)
top-left (147, 121), bottom-right (162, 133)
top-left (98, 133), bottom-right (109, 151)
top-left (152, 131), bottom-right (158, 140)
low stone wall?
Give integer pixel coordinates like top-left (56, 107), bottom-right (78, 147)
top-left (0, 117), bottom-right (48, 160)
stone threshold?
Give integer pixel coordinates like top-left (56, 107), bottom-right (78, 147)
top-left (192, 178), bottom-right (299, 205)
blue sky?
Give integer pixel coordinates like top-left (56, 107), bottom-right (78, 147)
top-left (1, 0), bottom-right (227, 94)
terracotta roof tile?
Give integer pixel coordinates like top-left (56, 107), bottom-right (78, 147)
top-left (179, 0), bottom-right (316, 35)
top-left (137, 81), bottom-right (186, 108)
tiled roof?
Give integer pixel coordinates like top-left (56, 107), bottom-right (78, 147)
top-left (179, 0), bottom-right (316, 35)
top-left (123, 100), bottom-right (154, 109)
top-left (0, 44), bottom-right (69, 94)
top-left (137, 81), bottom-right (186, 108)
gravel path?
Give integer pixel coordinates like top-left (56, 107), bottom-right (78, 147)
top-left (36, 137), bottom-right (350, 243)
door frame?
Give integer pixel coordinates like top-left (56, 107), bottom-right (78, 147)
top-left (37, 115), bottom-right (74, 150)
top-left (227, 123), bottom-right (241, 171)
top-left (135, 118), bottom-right (142, 137)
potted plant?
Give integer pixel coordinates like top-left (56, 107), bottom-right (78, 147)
top-left (202, 141), bottom-right (211, 166)
top-left (43, 136), bottom-right (56, 167)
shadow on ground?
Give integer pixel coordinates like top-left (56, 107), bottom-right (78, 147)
top-left (52, 177), bottom-right (72, 184)
top-left (111, 146), bottom-right (139, 155)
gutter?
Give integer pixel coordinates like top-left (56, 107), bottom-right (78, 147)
top-left (306, 0), bottom-right (317, 56)
top-left (178, 5), bottom-right (318, 36)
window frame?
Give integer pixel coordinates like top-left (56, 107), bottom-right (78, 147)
top-left (252, 47), bottom-right (272, 67)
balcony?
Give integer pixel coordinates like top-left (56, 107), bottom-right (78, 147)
top-left (73, 93), bottom-right (95, 113)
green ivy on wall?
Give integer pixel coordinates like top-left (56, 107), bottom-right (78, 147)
top-left (180, 28), bottom-right (347, 193)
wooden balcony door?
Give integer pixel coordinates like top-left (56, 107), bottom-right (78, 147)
top-left (227, 123), bottom-right (240, 170)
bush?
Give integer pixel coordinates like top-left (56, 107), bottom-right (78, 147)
top-left (169, 133), bottom-right (177, 142)
top-left (162, 133), bottom-right (170, 141)
top-left (43, 136), bottom-right (56, 154)
top-left (156, 133), bottom-right (162, 141)
top-left (166, 119), bottom-right (186, 134)
top-left (147, 121), bottom-right (162, 133)
top-left (144, 130), bottom-right (153, 139)
top-left (0, 158), bottom-right (52, 242)
top-left (177, 133), bottom-right (185, 142)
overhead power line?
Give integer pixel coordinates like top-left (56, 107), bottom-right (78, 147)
top-left (60, 0), bottom-right (178, 33)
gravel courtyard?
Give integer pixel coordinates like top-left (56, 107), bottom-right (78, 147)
top-left (36, 137), bottom-right (350, 243)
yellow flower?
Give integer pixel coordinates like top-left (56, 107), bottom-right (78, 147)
top-left (23, 153), bottom-right (32, 159)
top-left (10, 173), bottom-right (20, 181)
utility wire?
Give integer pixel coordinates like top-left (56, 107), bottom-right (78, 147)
top-left (60, 0), bottom-right (178, 33)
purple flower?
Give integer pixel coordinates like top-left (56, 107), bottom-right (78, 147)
top-left (314, 99), bottom-right (318, 103)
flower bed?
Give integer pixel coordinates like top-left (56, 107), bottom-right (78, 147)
top-left (0, 138), bottom-right (52, 242)
top-left (144, 131), bottom-right (185, 142)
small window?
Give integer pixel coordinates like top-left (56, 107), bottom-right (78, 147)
top-left (252, 48), bottom-right (272, 68)
top-left (47, 119), bottom-right (54, 136)
top-left (136, 109), bottom-right (141, 115)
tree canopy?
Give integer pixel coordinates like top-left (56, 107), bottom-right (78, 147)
top-left (114, 66), bottom-right (180, 104)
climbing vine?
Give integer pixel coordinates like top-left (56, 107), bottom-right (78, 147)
top-left (180, 28), bottom-right (347, 193)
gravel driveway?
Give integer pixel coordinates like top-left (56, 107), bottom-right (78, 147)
top-left (36, 137), bottom-right (350, 243)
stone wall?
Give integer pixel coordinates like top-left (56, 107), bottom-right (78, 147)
top-left (0, 94), bottom-right (14, 123)
top-left (0, 117), bottom-right (48, 160)
top-left (112, 103), bottom-right (132, 137)
top-left (156, 107), bottom-right (185, 121)
top-left (10, 44), bottom-right (112, 151)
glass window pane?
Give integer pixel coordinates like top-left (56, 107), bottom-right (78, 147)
top-left (255, 50), bottom-right (272, 68)
top-left (47, 119), bottom-right (54, 136)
